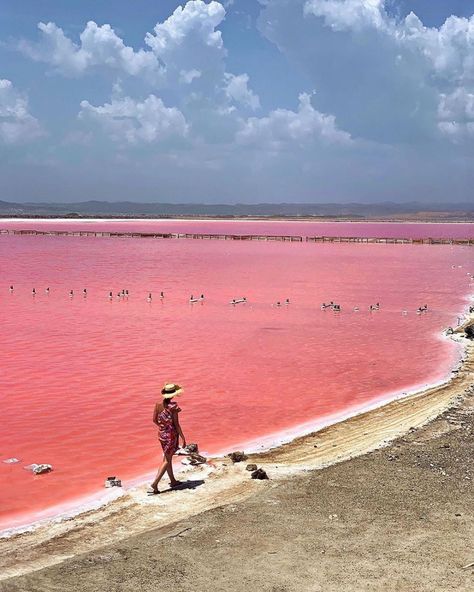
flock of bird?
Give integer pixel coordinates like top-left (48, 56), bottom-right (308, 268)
top-left (7, 285), bottom-right (435, 314)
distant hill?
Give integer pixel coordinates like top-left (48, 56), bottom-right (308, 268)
top-left (0, 199), bottom-right (473, 220)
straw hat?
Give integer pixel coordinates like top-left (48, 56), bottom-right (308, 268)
top-left (161, 383), bottom-right (183, 399)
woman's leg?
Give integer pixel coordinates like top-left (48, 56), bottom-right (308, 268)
top-left (165, 453), bottom-right (182, 486)
top-left (150, 454), bottom-right (169, 492)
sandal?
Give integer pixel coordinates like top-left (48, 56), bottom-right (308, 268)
top-left (170, 480), bottom-right (184, 488)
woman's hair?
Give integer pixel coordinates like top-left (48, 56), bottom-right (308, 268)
top-left (163, 397), bottom-right (172, 407)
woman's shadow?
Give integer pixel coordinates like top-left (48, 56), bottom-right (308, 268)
top-left (158, 479), bottom-right (205, 494)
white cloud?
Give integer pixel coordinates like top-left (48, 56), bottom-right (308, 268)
top-left (304, 0), bottom-right (387, 32)
top-left (438, 87), bottom-right (474, 140)
top-left (17, 1), bottom-right (264, 135)
top-left (224, 73), bottom-right (260, 110)
top-left (179, 69), bottom-right (202, 84)
top-left (145, 0), bottom-right (227, 90)
top-left (19, 21), bottom-right (162, 79)
top-left (304, 1), bottom-right (474, 84)
top-left (4, 0), bottom-right (474, 202)
top-left (400, 13), bottom-right (474, 85)
top-left (260, 0), bottom-right (474, 144)
top-left (80, 21), bottom-right (160, 77)
top-left (0, 79), bottom-right (43, 144)
top-left (145, 1), bottom-right (226, 57)
top-left (237, 92), bottom-right (351, 146)
top-left (15, 0), bottom-right (272, 152)
top-left (18, 2), bottom-right (250, 114)
top-left (19, 2), bottom-right (228, 87)
top-left (78, 94), bottom-right (188, 144)
top-left (438, 88), bottom-right (474, 121)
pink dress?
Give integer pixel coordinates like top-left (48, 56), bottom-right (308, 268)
top-left (157, 402), bottom-right (180, 455)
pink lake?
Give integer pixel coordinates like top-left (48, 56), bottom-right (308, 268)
top-left (0, 225), bottom-right (472, 532)
top-left (1, 218), bottom-right (473, 240)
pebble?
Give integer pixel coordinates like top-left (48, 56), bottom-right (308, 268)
top-left (251, 468), bottom-right (269, 480)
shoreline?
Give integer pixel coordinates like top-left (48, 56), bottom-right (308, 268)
top-left (1, 299), bottom-right (470, 537)
top-left (1, 216), bottom-right (474, 226)
top-left (1, 313), bottom-right (472, 582)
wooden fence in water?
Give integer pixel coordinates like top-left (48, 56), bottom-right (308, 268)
top-left (0, 228), bottom-right (472, 245)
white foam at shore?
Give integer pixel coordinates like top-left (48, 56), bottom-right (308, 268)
top-left (2, 217), bottom-right (474, 227)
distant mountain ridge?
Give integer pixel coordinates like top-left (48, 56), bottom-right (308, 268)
top-left (0, 199), bottom-right (473, 220)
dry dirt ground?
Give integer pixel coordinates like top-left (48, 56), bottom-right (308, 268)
top-left (2, 385), bottom-right (474, 592)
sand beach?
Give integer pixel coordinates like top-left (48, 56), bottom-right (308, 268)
top-left (1, 317), bottom-right (473, 591)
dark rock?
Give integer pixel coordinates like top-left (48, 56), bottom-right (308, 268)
top-left (187, 453), bottom-right (207, 465)
top-left (251, 468), bottom-right (269, 480)
top-left (228, 451), bottom-right (248, 463)
top-left (465, 325), bottom-right (474, 340)
top-left (184, 443), bottom-right (199, 454)
top-left (246, 464), bottom-right (258, 471)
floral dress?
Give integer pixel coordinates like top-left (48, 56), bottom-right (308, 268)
top-left (157, 402), bottom-right (180, 455)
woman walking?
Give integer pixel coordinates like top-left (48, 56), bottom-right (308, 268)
top-left (149, 383), bottom-right (186, 494)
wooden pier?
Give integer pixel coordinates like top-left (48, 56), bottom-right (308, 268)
top-left (0, 228), bottom-right (472, 245)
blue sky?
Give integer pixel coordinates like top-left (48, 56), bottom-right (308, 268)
top-left (0, 0), bottom-right (473, 203)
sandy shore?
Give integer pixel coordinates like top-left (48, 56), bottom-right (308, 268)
top-left (0, 316), bottom-right (473, 590)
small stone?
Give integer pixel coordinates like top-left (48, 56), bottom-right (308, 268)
top-left (228, 451), bottom-right (248, 463)
top-left (184, 443), bottom-right (199, 454)
top-left (251, 468), bottom-right (269, 480)
top-left (455, 513), bottom-right (462, 517)
top-left (246, 464), bottom-right (258, 472)
top-left (188, 453), bottom-right (207, 466)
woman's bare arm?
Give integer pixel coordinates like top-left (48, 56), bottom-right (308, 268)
top-left (153, 402), bottom-right (161, 426)
top-left (172, 410), bottom-right (186, 447)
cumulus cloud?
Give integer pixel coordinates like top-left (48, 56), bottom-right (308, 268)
top-left (438, 87), bottom-right (474, 140)
top-left (145, 0), bottom-right (227, 92)
top-left (179, 69), bottom-right (202, 84)
top-left (400, 12), bottom-right (474, 85)
top-left (18, 1), bottom-right (229, 88)
top-left (4, 0), bottom-right (474, 202)
top-left (259, 0), bottom-right (474, 144)
top-left (224, 73), bottom-right (260, 110)
top-left (0, 79), bottom-right (43, 144)
top-left (237, 92), bottom-right (351, 146)
top-left (22, 1), bottom-right (263, 146)
top-left (18, 21), bottom-right (162, 79)
top-left (304, 0), bottom-right (387, 32)
top-left (305, 2), bottom-right (474, 119)
top-left (145, 1), bottom-right (225, 57)
top-left (79, 95), bottom-right (188, 144)
top-left (17, 2), bottom-right (259, 115)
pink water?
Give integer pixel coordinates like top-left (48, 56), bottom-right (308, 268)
top-left (1, 218), bottom-right (473, 239)
top-left (0, 227), bottom-right (472, 532)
